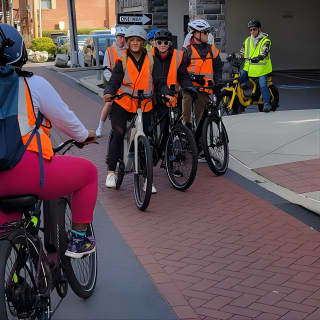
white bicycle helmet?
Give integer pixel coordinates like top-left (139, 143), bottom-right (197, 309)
top-left (188, 19), bottom-right (211, 33)
top-left (115, 26), bottom-right (127, 36)
top-left (125, 25), bottom-right (147, 41)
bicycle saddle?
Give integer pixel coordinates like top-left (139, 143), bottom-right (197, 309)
top-left (0, 195), bottom-right (38, 213)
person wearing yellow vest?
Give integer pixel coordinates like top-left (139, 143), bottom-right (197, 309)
top-left (0, 23), bottom-right (97, 259)
top-left (152, 29), bottom-right (194, 143)
top-left (95, 26), bottom-right (127, 137)
top-left (146, 28), bottom-right (159, 50)
top-left (239, 19), bottom-right (273, 112)
top-left (182, 19), bottom-right (223, 131)
top-left (103, 25), bottom-right (155, 190)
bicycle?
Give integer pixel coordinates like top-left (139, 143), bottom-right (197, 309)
top-left (0, 139), bottom-right (98, 320)
top-left (220, 54), bottom-right (279, 115)
top-left (110, 90), bottom-right (154, 211)
top-left (149, 86), bottom-right (198, 191)
top-left (188, 76), bottom-right (229, 176)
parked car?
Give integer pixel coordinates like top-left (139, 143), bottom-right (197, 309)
top-left (56, 34), bottom-right (90, 56)
top-left (83, 34), bottom-right (115, 66)
top-left (90, 29), bottom-right (111, 35)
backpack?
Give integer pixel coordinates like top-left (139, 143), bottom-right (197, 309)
top-left (0, 65), bottom-right (43, 176)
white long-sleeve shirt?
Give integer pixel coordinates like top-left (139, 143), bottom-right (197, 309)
top-left (26, 75), bottom-right (88, 142)
top-left (103, 42), bottom-right (126, 81)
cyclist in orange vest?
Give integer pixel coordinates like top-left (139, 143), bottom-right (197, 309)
top-left (0, 23), bottom-right (97, 259)
top-left (95, 26), bottom-right (127, 137)
top-left (152, 29), bottom-right (194, 138)
top-left (103, 25), bottom-right (155, 191)
top-left (182, 19), bottom-right (223, 131)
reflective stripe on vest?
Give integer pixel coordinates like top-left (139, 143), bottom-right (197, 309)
top-left (243, 36), bottom-right (272, 77)
top-left (116, 54), bottom-right (153, 113)
top-left (108, 44), bottom-right (124, 69)
top-left (167, 49), bottom-right (183, 89)
top-left (187, 44), bottom-right (219, 85)
top-left (18, 78), bottom-right (54, 160)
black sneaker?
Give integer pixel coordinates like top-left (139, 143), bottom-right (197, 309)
top-left (65, 231), bottom-right (96, 259)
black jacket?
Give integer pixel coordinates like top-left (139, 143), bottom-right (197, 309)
top-left (152, 47), bottom-right (193, 100)
top-left (183, 43), bottom-right (223, 84)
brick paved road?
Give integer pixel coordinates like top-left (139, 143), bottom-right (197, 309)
top-left (32, 66), bottom-right (320, 320)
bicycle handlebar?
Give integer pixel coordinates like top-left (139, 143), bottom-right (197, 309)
top-left (110, 92), bottom-right (153, 101)
top-left (53, 138), bottom-right (97, 154)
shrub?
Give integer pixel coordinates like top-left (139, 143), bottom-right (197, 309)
top-left (42, 30), bottom-right (68, 38)
top-left (30, 37), bottom-right (56, 55)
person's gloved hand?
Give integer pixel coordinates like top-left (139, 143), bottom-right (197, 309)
top-left (250, 56), bottom-right (263, 63)
top-left (161, 86), bottom-right (175, 97)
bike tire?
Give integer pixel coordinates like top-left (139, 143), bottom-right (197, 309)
top-left (202, 117), bottom-right (229, 176)
top-left (61, 198), bottom-right (98, 299)
top-left (115, 160), bottom-right (125, 189)
top-left (133, 135), bottom-right (153, 211)
top-left (270, 85), bottom-right (280, 111)
top-left (0, 230), bottom-right (50, 320)
top-left (165, 124), bottom-right (198, 191)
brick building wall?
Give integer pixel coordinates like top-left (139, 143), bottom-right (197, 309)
top-left (41, 0), bottom-right (106, 31)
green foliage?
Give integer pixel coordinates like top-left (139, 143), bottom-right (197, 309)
top-left (42, 30), bottom-right (68, 38)
top-left (30, 37), bottom-right (56, 55)
top-left (56, 42), bottom-right (70, 55)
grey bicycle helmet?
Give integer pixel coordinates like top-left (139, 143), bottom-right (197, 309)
top-left (248, 19), bottom-right (261, 29)
top-left (188, 19), bottom-right (211, 33)
top-left (125, 25), bottom-right (147, 41)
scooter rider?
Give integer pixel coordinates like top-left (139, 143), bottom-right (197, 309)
top-left (182, 19), bottom-right (223, 129)
top-left (239, 19), bottom-right (273, 112)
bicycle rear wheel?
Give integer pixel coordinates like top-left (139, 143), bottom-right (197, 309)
top-left (165, 124), bottom-right (198, 191)
top-left (61, 198), bottom-right (97, 299)
top-left (115, 160), bottom-right (125, 189)
top-left (202, 117), bottom-right (229, 175)
top-left (0, 230), bottom-right (50, 320)
top-left (133, 135), bottom-right (153, 211)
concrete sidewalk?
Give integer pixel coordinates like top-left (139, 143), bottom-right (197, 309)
top-left (78, 74), bottom-right (320, 216)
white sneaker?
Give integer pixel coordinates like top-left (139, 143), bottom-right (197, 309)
top-left (143, 180), bottom-right (157, 194)
top-left (105, 173), bottom-right (117, 189)
top-left (96, 127), bottom-right (102, 137)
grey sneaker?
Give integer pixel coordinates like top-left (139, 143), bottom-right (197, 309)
top-left (263, 103), bottom-right (271, 113)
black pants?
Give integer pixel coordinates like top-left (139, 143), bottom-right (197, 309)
top-left (106, 102), bottom-right (152, 171)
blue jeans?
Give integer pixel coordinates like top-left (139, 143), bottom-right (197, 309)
top-left (239, 70), bottom-right (270, 104)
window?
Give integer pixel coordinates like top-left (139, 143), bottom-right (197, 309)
top-left (41, 0), bottom-right (51, 9)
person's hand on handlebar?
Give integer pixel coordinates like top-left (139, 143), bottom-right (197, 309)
top-left (103, 93), bottom-right (114, 102)
top-left (83, 130), bottom-right (97, 145)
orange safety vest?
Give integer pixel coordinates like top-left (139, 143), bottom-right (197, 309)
top-left (166, 49), bottom-right (183, 89)
top-left (116, 51), bottom-right (153, 113)
top-left (107, 43), bottom-right (124, 70)
top-left (187, 44), bottom-right (219, 87)
top-left (19, 78), bottom-right (53, 160)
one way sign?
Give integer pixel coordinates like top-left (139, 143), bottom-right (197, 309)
top-left (117, 13), bottom-right (153, 26)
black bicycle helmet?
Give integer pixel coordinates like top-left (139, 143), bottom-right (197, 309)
top-left (154, 29), bottom-right (172, 42)
top-left (0, 23), bottom-right (28, 66)
top-left (248, 19), bottom-right (261, 29)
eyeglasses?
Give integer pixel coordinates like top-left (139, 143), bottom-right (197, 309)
top-left (201, 31), bottom-right (209, 35)
top-left (156, 40), bottom-right (169, 46)
top-left (250, 28), bottom-right (258, 32)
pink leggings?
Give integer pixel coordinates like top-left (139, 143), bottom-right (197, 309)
top-left (0, 151), bottom-right (98, 226)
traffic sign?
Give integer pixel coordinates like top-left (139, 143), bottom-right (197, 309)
top-left (117, 13), bottom-right (153, 26)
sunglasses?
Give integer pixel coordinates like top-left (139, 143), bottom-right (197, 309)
top-left (201, 31), bottom-right (209, 35)
top-left (156, 40), bottom-right (169, 45)
top-left (250, 28), bottom-right (258, 32)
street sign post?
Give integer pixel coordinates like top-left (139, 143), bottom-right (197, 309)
top-left (117, 13), bottom-right (153, 26)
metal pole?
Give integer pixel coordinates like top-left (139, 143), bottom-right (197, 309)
top-left (67, 0), bottom-right (79, 67)
top-left (10, 0), bottom-right (13, 25)
top-left (2, 0), bottom-right (7, 23)
top-left (39, 0), bottom-right (42, 37)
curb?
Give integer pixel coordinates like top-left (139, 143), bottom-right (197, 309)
top-left (229, 155), bottom-right (320, 215)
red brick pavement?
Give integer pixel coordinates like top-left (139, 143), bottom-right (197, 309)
top-left (38, 67), bottom-right (320, 320)
top-left (254, 160), bottom-right (320, 195)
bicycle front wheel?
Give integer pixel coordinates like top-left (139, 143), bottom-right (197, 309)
top-left (133, 135), bottom-right (153, 211)
top-left (0, 230), bottom-right (50, 320)
top-left (165, 124), bottom-right (198, 191)
top-left (202, 117), bottom-right (229, 175)
top-left (62, 198), bottom-right (98, 299)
